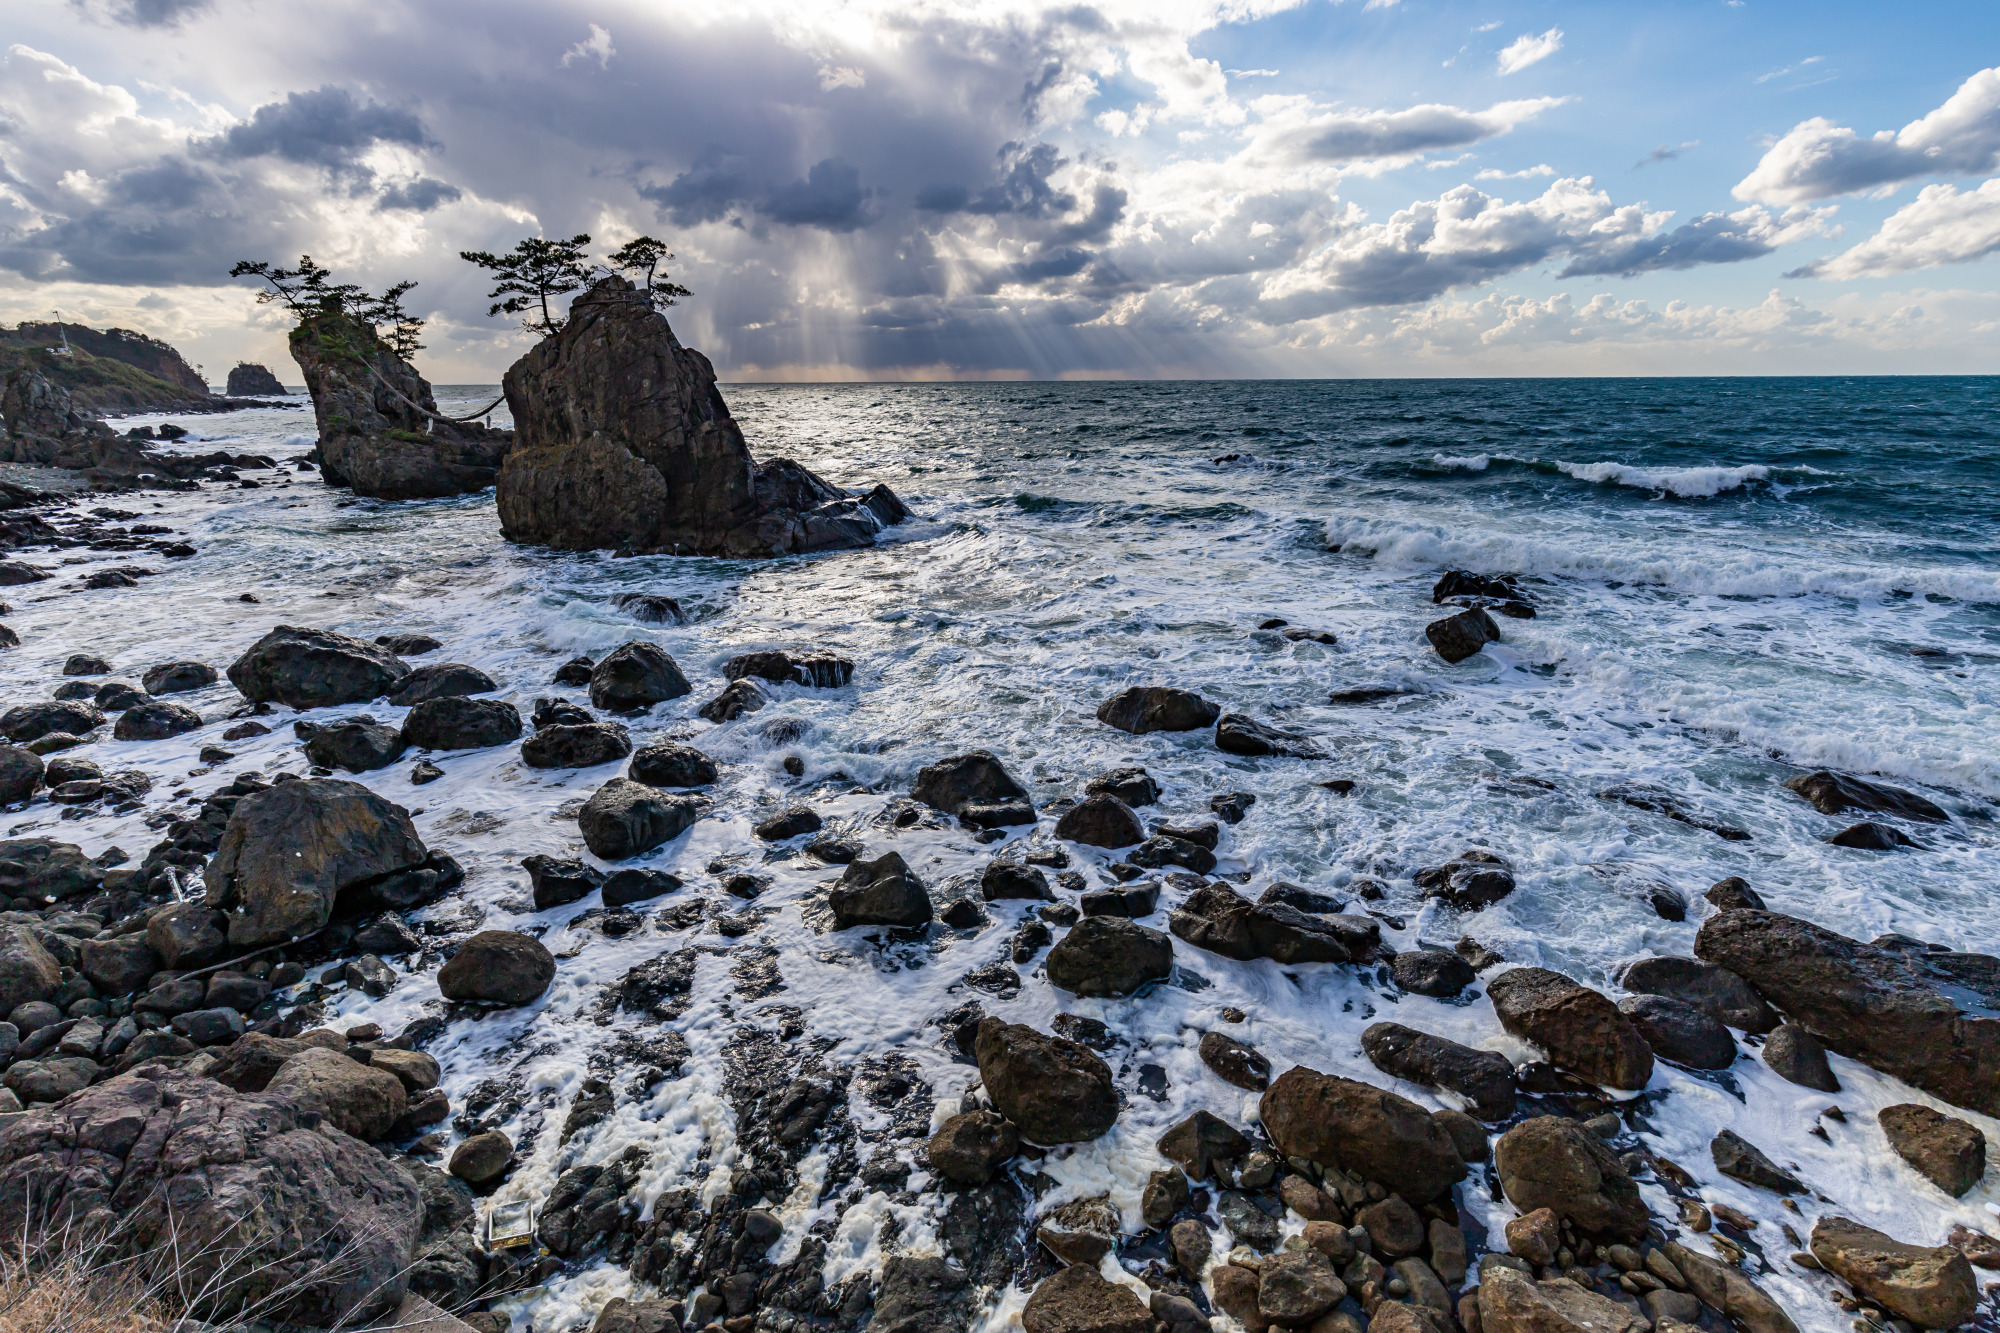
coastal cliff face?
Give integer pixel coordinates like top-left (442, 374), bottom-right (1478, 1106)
top-left (496, 276), bottom-right (906, 556)
top-left (289, 309), bottom-right (510, 501)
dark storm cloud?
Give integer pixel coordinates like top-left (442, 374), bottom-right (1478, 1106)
top-left (759, 159), bottom-right (874, 231)
top-left (70, 0), bottom-right (211, 27)
top-left (377, 176), bottom-right (463, 211)
top-left (0, 157), bottom-right (276, 284)
top-left (203, 87), bottom-right (431, 178)
top-left (919, 143), bottom-right (1074, 217)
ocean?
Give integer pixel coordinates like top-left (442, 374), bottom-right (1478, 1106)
top-left (19, 376), bottom-right (2000, 1331)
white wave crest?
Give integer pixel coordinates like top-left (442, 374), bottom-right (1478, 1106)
top-left (1555, 460), bottom-right (1770, 498)
top-left (282, 433), bottom-right (317, 449)
top-left (1431, 453), bottom-right (1492, 471)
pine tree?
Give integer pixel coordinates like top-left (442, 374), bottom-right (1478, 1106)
top-left (605, 236), bottom-right (693, 311)
top-left (458, 235), bottom-right (595, 336)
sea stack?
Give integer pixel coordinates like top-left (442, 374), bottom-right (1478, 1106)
top-left (226, 362), bottom-right (287, 396)
top-left (494, 275), bottom-right (908, 557)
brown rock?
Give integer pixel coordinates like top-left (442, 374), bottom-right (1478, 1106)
top-left (975, 1018), bottom-right (1117, 1144)
top-left (1477, 1267), bottom-right (1647, 1333)
top-left (1664, 1241), bottom-right (1800, 1333)
top-left (1356, 1196), bottom-right (1425, 1257)
top-left (1493, 1118), bottom-right (1648, 1241)
top-left (1506, 1207), bottom-right (1561, 1266)
top-left (1021, 1263), bottom-right (1152, 1333)
top-left (1209, 1264), bottom-right (1269, 1333)
top-left (1199, 1030), bottom-right (1273, 1090)
top-left (1487, 967), bottom-right (1654, 1090)
top-left (1880, 1103), bottom-right (1987, 1197)
top-left (1260, 1066), bottom-right (1466, 1201)
top-left (264, 1047), bottom-right (407, 1141)
top-left (928, 1109), bottom-right (1019, 1186)
top-left (1811, 1217), bottom-right (1978, 1329)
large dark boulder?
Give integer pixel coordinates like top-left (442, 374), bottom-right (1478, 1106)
top-left (1215, 713), bottom-right (1318, 758)
top-left (1096, 686), bottom-right (1220, 734)
top-left (495, 276), bottom-right (907, 557)
top-left (0, 1068), bottom-right (423, 1325)
top-left (912, 750), bottom-right (1035, 827)
top-left (589, 641), bottom-right (691, 712)
top-left (829, 852), bottom-right (933, 930)
top-left (0, 926), bottom-right (59, 1015)
top-left (0, 839), bottom-right (103, 902)
top-left (1617, 994), bottom-right (1736, 1070)
top-left (1045, 917), bottom-right (1173, 997)
top-left (628, 741), bottom-right (718, 787)
top-left (1783, 770), bottom-right (1947, 822)
top-left (0, 700), bottom-right (103, 743)
top-left (578, 778), bottom-right (700, 859)
top-left (387, 662), bottom-right (497, 704)
top-left (437, 931), bottom-right (555, 1006)
top-left (1360, 1022), bottom-right (1516, 1121)
top-left (1487, 967), bottom-right (1654, 1090)
top-left (974, 1018), bottom-right (1118, 1145)
top-left (228, 626), bottom-right (410, 709)
top-left (1053, 794), bottom-right (1146, 848)
top-left (1493, 1116), bottom-right (1648, 1240)
top-left (724, 650), bottom-right (853, 688)
top-left (0, 745), bottom-right (40, 804)
top-left (1413, 852), bottom-right (1515, 910)
top-left (141, 660), bottom-right (218, 695)
top-left (1619, 955), bottom-right (1778, 1032)
top-left (203, 778), bottom-right (431, 947)
top-left (291, 306), bottom-right (510, 500)
top-left (1426, 608), bottom-right (1498, 663)
top-left (114, 699), bottom-right (203, 741)
top-left (1696, 909), bottom-right (2000, 1116)
top-left (1261, 1066), bottom-right (1466, 1201)
top-left (522, 721), bottom-right (632, 768)
top-left (301, 716), bottom-right (406, 771)
top-left (401, 696), bottom-right (522, 750)
top-left (1169, 882), bottom-right (1359, 965)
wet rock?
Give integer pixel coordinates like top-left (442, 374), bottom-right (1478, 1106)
top-left (1488, 967), bottom-right (1653, 1090)
top-left (1086, 766), bottom-right (1159, 806)
top-left (928, 1109), bottom-right (1019, 1185)
top-left (1880, 1104), bottom-right (1986, 1197)
top-left (1505, 1207), bottom-right (1561, 1266)
top-left (588, 641), bottom-right (692, 712)
top-left (1037, 1194), bottom-right (1121, 1265)
top-left (978, 862), bottom-right (1049, 902)
top-left (148, 901), bottom-right (229, 969)
top-left (1783, 770), bottom-right (1947, 822)
top-left (1361, 1023), bottom-right (1516, 1121)
top-left (824, 850), bottom-right (932, 930)
top-left (698, 677), bottom-right (770, 722)
top-left (1493, 1117), bottom-right (1648, 1240)
top-left (1218, 1189), bottom-right (1281, 1250)
top-left (1, 700), bottom-right (104, 743)
top-left (1710, 1129), bottom-right (1800, 1194)
top-left (204, 778), bottom-right (429, 947)
top-left (1127, 834), bottom-right (1217, 874)
top-left (754, 805), bottom-right (822, 840)
top-left (386, 662), bottom-right (498, 705)
top-left (578, 778), bottom-right (700, 859)
top-left (1208, 1264), bottom-right (1265, 1332)
top-left (523, 854), bottom-right (604, 909)
top-left (1170, 882), bottom-right (1356, 965)
top-left (1141, 1166), bottom-right (1190, 1228)
top-left (1426, 608), bottom-right (1498, 663)
top-left (1046, 916), bottom-right (1173, 997)
top-left (870, 1253), bottom-right (970, 1333)
top-left (495, 276), bottom-right (907, 557)
top-left (1053, 793), bottom-right (1146, 848)
top-left (302, 715), bottom-right (406, 771)
top-left (913, 750), bottom-right (1036, 828)
top-left (1413, 852), bottom-right (1515, 910)
top-left (437, 931), bottom-right (555, 1006)
top-left (628, 741), bottom-right (718, 787)
top-left (1096, 686), bottom-right (1221, 734)
top-left (450, 1129), bottom-right (514, 1185)
top-left (353, 918), bottom-right (420, 957)
top-left (602, 867), bottom-right (682, 907)
top-left (1828, 819), bottom-right (1919, 850)
top-left (0, 746), bottom-right (41, 804)
top-left (1357, 1196), bottom-right (1426, 1257)
top-left (553, 655), bottom-right (594, 686)
top-left (0, 838), bottom-right (102, 903)
top-left (1810, 1216), bottom-right (1975, 1330)
top-left (1020, 1262), bottom-right (1150, 1333)
top-left (375, 633), bottom-right (442, 656)
top-left (142, 660), bottom-right (218, 695)
top-left (590, 1298), bottom-right (681, 1333)
top-left (1391, 948), bottom-right (1475, 998)
top-left (1210, 791), bottom-right (1255, 823)
top-left (1081, 882), bottom-right (1160, 918)
top-left (1696, 908), bottom-right (2000, 1115)
top-left (1215, 713), bottom-right (1318, 758)
top-left (1705, 876), bottom-right (1765, 912)
top-left (0, 927), bottom-right (59, 1016)
top-left (78, 933), bottom-right (158, 994)
top-left (62, 654), bottom-right (112, 676)
top-left (1199, 1030), bottom-right (1272, 1091)
top-left (1618, 955), bottom-right (1778, 1033)
top-left (401, 695), bottom-right (522, 750)
top-left (1434, 570), bottom-right (1520, 603)
top-left (1171, 1218), bottom-right (1213, 1272)
top-left (112, 698), bottom-right (202, 741)
top-left (1477, 1267), bottom-right (1646, 1333)
top-left (975, 1018), bottom-right (1117, 1144)
top-left (1761, 1022), bottom-right (1839, 1090)
top-left (522, 720), bottom-right (632, 768)
top-left (93, 682), bottom-right (144, 712)
top-left (266, 1045), bottom-right (407, 1140)
top-left (1616, 994), bottom-right (1736, 1069)
top-left (724, 649), bottom-right (853, 688)
top-left (1158, 1109), bottom-right (1251, 1182)
top-left (611, 592), bottom-right (685, 625)
top-left (227, 626), bottom-right (410, 709)
top-left (1261, 1066), bottom-right (1467, 1201)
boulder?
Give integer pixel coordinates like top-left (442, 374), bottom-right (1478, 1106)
top-left (1127, 834), bottom-right (1216, 874)
top-left (628, 741), bottom-right (718, 787)
top-left (204, 778), bottom-right (430, 948)
top-left (592, 1299), bottom-right (682, 1333)
top-left (113, 698), bottom-right (203, 741)
top-left (1259, 1066), bottom-right (1467, 1200)
top-left (450, 1129), bottom-right (514, 1185)
top-left (1810, 1217), bottom-right (1976, 1330)
top-left (1157, 1110), bottom-right (1252, 1182)
top-left (376, 633), bottom-right (443, 656)
top-left (928, 1109), bottom-right (1019, 1186)
top-left (1215, 713), bottom-right (1318, 758)
top-left (401, 696), bottom-right (522, 750)
top-left (755, 805), bottom-right (821, 840)
top-left (62, 654), bottom-right (111, 676)
top-left (1426, 608), bottom-right (1498, 663)
top-left (1258, 1250), bottom-right (1344, 1324)
top-left (870, 1254), bottom-right (969, 1333)
top-left (1696, 909), bottom-right (2000, 1115)
top-left (302, 715), bottom-right (407, 771)
top-left (0, 1068), bottom-right (423, 1325)
top-left (1783, 770), bottom-right (1948, 822)
top-left (1096, 686), bottom-right (1221, 734)
top-left (1021, 1261), bottom-right (1151, 1333)
top-left (147, 902), bottom-right (229, 969)
top-left (227, 626), bottom-right (410, 709)
top-left (0, 926), bottom-right (59, 1015)
top-left (523, 854), bottom-right (604, 909)
top-left (1360, 1022), bottom-right (1517, 1121)
top-left (386, 663), bottom-right (498, 706)
top-left (1046, 917), bottom-right (1173, 997)
top-left (1477, 1267), bottom-right (1646, 1333)
top-left (1616, 994), bottom-right (1736, 1069)
top-left (0, 838), bottom-right (102, 902)
top-left (78, 934), bottom-right (159, 994)
top-left (1493, 1116), bottom-right (1648, 1240)
top-left (1829, 820), bottom-right (1919, 849)
top-left (1085, 766), bottom-right (1159, 806)
top-left (522, 720), bottom-right (632, 768)
top-left (912, 750), bottom-right (1035, 828)
top-left (588, 641), bottom-right (691, 712)
top-left (1880, 1104), bottom-right (1986, 1197)
top-left (1661, 1241), bottom-right (1799, 1333)
top-left (1705, 876), bottom-right (1765, 911)
top-left (495, 276), bottom-right (907, 556)
top-left (1487, 968), bottom-right (1654, 1090)
top-left (1198, 1030), bottom-right (1272, 1091)
top-left (1053, 793), bottom-right (1146, 848)
top-left (698, 678), bottom-right (770, 722)
top-left (0, 700), bottom-right (104, 743)
top-left (610, 592), bottom-right (684, 625)
top-left (291, 305), bottom-right (511, 500)
top-left (982, 861), bottom-right (1053, 901)
top-left (1036, 1194), bottom-right (1120, 1265)
top-left (1762, 1022), bottom-right (1839, 1090)
top-left (974, 1018), bottom-right (1117, 1144)
top-left (1413, 852), bottom-right (1516, 910)
top-left (602, 868), bottom-right (681, 907)
top-left (724, 649), bottom-right (854, 688)
top-left (1169, 882), bottom-right (1358, 965)
top-left (1618, 955), bottom-right (1778, 1033)
top-left (437, 931), bottom-right (555, 1005)
top-left (94, 682), bottom-right (146, 712)
top-left (578, 778), bottom-right (701, 859)
top-left (264, 1046), bottom-right (408, 1141)
top-left (0, 745), bottom-right (40, 804)
top-left (1391, 948), bottom-right (1475, 998)
top-left (829, 851), bottom-right (933, 930)
top-left (141, 660), bottom-right (218, 695)
top-left (1709, 1129), bottom-right (1801, 1193)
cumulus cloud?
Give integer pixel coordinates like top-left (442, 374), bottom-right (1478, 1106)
top-left (1497, 28), bottom-right (1563, 76)
top-left (201, 86), bottom-right (431, 179)
top-left (562, 24), bottom-right (614, 69)
top-left (1736, 66), bottom-right (2000, 204)
top-left (1789, 179), bottom-right (2000, 278)
top-left (377, 176), bottom-right (464, 212)
top-left (1285, 97), bottom-right (1564, 165)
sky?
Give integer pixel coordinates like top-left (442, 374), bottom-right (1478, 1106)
top-left (5, 0), bottom-right (2000, 382)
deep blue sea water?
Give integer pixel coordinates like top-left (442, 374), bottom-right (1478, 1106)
top-left (23, 376), bottom-right (2000, 1331)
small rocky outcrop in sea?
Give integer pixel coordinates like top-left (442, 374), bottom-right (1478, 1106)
top-left (226, 361), bottom-right (287, 396)
top-left (289, 306), bottom-right (511, 500)
top-left (0, 367), bottom-right (274, 488)
top-left (495, 276), bottom-right (909, 556)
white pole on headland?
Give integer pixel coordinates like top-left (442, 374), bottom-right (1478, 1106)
top-left (50, 310), bottom-right (72, 356)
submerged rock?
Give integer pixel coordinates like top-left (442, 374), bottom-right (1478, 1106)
top-left (724, 649), bottom-right (853, 688)
top-left (495, 276), bottom-right (908, 556)
top-left (1214, 712), bottom-right (1318, 758)
top-left (1413, 851), bottom-right (1516, 910)
top-left (1096, 686), bottom-right (1221, 734)
top-left (1783, 770), bottom-right (1948, 822)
